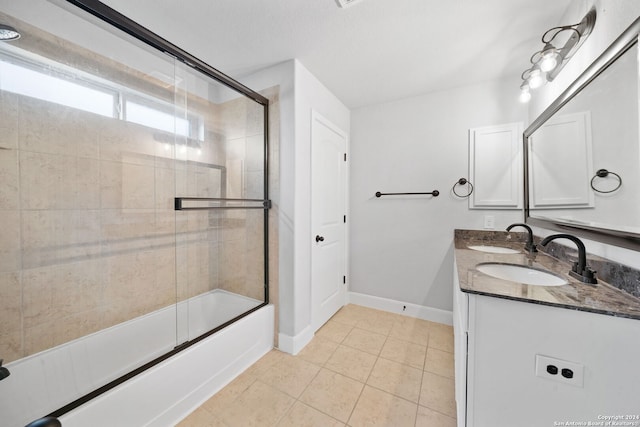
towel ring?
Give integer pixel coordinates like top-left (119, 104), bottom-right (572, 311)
top-left (590, 169), bottom-right (622, 193)
top-left (453, 178), bottom-right (474, 198)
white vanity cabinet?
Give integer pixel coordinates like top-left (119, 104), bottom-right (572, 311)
top-left (453, 263), bottom-right (640, 427)
top-left (452, 260), bottom-right (469, 426)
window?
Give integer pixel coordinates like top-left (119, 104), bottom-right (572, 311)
top-left (0, 59), bottom-right (115, 117)
top-left (0, 50), bottom-right (202, 141)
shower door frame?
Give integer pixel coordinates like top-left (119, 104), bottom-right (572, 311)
top-left (42, 0), bottom-right (271, 418)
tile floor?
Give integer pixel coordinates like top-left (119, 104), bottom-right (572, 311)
top-left (178, 304), bottom-right (456, 427)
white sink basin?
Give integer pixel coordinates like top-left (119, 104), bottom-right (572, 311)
top-left (467, 245), bottom-right (519, 254)
top-left (476, 262), bottom-right (567, 286)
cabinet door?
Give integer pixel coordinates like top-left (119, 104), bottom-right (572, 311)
top-left (528, 111), bottom-right (594, 208)
top-left (469, 122), bottom-right (523, 209)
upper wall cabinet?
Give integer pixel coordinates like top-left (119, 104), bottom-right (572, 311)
top-left (468, 122), bottom-right (523, 209)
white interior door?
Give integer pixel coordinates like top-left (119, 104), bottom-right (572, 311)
top-left (311, 112), bottom-right (347, 332)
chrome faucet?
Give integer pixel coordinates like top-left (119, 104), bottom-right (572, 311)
top-left (538, 234), bottom-right (597, 284)
top-left (506, 223), bottom-right (537, 253)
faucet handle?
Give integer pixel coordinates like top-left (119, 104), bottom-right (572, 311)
top-left (570, 262), bottom-right (598, 284)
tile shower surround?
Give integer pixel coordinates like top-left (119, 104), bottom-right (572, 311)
top-left (0, 63), bottom-right (271, 363)
top-left (455, 229), bottom-right (640, 299)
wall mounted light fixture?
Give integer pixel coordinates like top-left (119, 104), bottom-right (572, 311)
top-left (519, 9), bottom-right (596, 103)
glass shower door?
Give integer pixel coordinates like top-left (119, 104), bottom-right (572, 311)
top-left (174, 62), bottom-right (268, 343)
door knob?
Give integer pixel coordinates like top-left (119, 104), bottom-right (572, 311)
top-left (315, 235), bottom-right (324, 242)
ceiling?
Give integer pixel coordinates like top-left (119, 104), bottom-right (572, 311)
top-left (100, 0), bottom-right (572, 109)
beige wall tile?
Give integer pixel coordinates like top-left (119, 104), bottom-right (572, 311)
top-left (23, 260), bottom-right (102, 329)
top-left (99, 121), bottom-right (156, 167)
top-left (19, 97), bottom-right (99, 159)
top-left (0, 272), bottom-right (22, 336)
top-left (19, 151), bottom-right (100, 210)
top-left (348, 385), bottom-right (417, 427)
top-left (76, 157), bottom-right (101, 209)
top-left (155, 166), bottom-right (175, 210)
top-left (100, 209), bottom-right (167, 254)
top-left (24, 322), bottom-right (55, 356)
top-left (153, 247), bottom-right (177, 310)
top-left (0, 330), bottom-right (22, 363)
top-left (20, 151), bottom-right (76, 209)
top-left (102, 251), bottom-right (156, 324)
top-left (0, 210), bottom-right (21, 272)
top-left (0, 149), bottom-right (19, 210)
top-left (53, 309), bottom-right (104, 347)
top-left (100, 161), bottom-right (155, 209)
top-left (0, 60), bottom-right (276, 364)
top-left (21, 210), bottom-right (101, 269)
top-left (0, 92), bottom-right (19, 151)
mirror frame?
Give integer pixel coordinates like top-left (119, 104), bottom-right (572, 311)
top-left (523, 16), bottom-right (640, 251)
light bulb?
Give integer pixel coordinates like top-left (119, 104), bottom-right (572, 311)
top-left (539, 47), bottom-right (559, 72)
top-left (0, 24), bottom-right (20, 41)
top-left (519, 88), bottom-right (531, 103)
top-left (528, 69), bottom-right (544, 89)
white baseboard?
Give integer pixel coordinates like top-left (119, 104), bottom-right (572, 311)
top-left (277, 324), bottom-right (314, 355)
top-left (348, 292), bottom-right (453, 326)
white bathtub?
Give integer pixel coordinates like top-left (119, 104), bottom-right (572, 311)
top-left (0, 290), bottom-right (273, 427)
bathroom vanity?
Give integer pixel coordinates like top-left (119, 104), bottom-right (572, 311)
top-left (453, 230), bottom-right (640, 427)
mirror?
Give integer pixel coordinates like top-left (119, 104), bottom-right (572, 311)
top-left (524, 17), bottom-right (640, 250)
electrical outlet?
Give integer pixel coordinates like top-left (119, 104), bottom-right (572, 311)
top-left (535, 354), bottom-right (584, 387)
top-left (483, 215), bottom-right (495, 229)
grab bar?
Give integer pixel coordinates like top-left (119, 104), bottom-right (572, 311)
top-left (175, 197), bottom-right (271, 210)
top-left (375, 190), bottom-right (439, 198)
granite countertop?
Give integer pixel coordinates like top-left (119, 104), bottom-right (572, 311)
top-left (454, 229), bottom-right (640, 320)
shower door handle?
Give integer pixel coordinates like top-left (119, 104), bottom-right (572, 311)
top-left (315, 235), bottom-right (325, 242)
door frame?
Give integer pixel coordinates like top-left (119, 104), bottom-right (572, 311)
top-left (310, 110), bottom-right (349, 332)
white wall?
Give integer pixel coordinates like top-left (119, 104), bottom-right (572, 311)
top-left (289, 60), bottom-right (350, 346)
top-left (350, 79), bottom-right (526, 311)
top-left (529, 0), bottom-right (640, 269)
top-left (241, 60), bottom-right (350, 351)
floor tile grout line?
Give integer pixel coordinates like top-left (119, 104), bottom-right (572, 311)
top-left (180, 305), bottom-right (455, 426)
top-left (271, 395), bottom-right (297, 427)
top-left (290, 337), bottom-right (351, 425)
